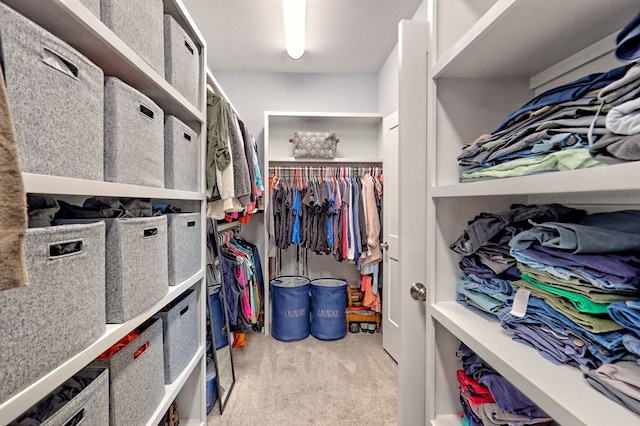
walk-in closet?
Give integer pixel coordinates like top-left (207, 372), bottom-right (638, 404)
top-left (3, 0), bottom-right (640, 425)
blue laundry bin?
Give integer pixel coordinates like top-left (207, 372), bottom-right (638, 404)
top-left (209, 286), bottom-right (229, 350)
top-left (271, 276), bottom-right (311, 342)
top-left (310, 278), bottom-right (347, 340)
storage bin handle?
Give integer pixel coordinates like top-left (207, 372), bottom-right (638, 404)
top-left (180, 305), bottom-right (189, 316)
top-left (184, 40), bottom-right (194, 55)
top-left (63, 408), bottom-right (84, 426)
top-left (183, 132), bottom-right (192, 141)
top-left (49, 240), bottom-right (84, 258)
top-left (42, 47), bottom-right (78, 79)
top-left (143, 228), bottom-right (158, 238)
top-left (133, 342), bottom-right (149, 359)
top-left (187, 221), bottom-right (196, 227)
top-left (139, 104), bottom-right (155, 120)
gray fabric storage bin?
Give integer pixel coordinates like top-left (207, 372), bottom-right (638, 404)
top-left (10, 367), bottom-right (109, 426)
top-left (164, 115), bottom-right (199, 191)
top-left (163, 14), bottom-right (200, 107)
top-left (154, 289), bottom-right (198, 384)
top-left (104, 77), bottom-right (165, 188)
top-left (100, 0), bottom-right (164, 76)
top-left (91, 319), bottom-right (164, 426)
top-left (0, 222), bottom-right (106, 402)
top-left (105, 216), bottom-right (169, 323)
top-left (78, 0), bottom-right (100, 17)
top-left (167, 213), bottom-right (201, 286)
top-left (0, 2), bottom-right (104, 180)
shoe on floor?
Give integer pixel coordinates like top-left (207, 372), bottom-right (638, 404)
top-left (349, 322), bottom-right (360, 333)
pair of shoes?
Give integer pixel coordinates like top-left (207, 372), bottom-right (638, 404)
top-left (349, 322), bottom-right (360, 333)
top-left (360, 323), bottom-right (375, 333)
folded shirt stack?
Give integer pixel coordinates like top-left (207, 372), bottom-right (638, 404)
top-left (456, 343), bottom-right (553, 426)
top-left (450, 203), bottom-right (585, 317)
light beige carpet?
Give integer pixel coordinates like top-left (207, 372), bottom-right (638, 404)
top-left (207, 331), bottom-right (398, 425)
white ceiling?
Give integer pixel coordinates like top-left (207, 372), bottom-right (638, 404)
top-left (181, 0), bottom-right (424, 74)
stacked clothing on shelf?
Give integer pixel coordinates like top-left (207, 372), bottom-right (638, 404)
top-left (27, 195), bottom-right (155, 227)
top-left (458, 61), bottom-right (640, 181)
top-left (206, 89), bottom-right (264, 221)
top-left (456, 343), bottom-right (552, 426)
top-left (502, 210), bottom-right (640, 369)
top-left (456, 64), bottom-right (631, 181)
top-left (449, 204), bottom-right (585, 317)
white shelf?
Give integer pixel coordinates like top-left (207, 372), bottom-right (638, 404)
top-left (432, 414), bottom-right (463, 426)
top-left (22, 173), bottom-right (206, 200)
top-left (431, 302), bottom-right (640, 426)
top-left (266, 111), bottom-right (383, 122)
top-left (432, 0), bottom-right (638, 78)
top-left (2, 0), bottom-right (204, 126)
top-left (0, 270), bottom-right (205, 424)
top-left (147, 346), bottom-right (205, 426)
top-left (431, 162), bottom-right (640, 198)
top-left (269, 157), bottom-right (383, 164)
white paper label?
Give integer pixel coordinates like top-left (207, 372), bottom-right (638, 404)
top-left (509, 288), bottom-right (531, 318)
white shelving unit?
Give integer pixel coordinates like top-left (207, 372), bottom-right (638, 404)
top-left (0, 0), bottom-right (208, 424)
top-left (425, 1), bottom-right (640, 425)
top-left (262, 111), bottom-right (384, 335)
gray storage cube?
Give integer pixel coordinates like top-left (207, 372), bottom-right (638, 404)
top-left (167, 213), bottom-right (201, 286)
top-left (10, 367), bottom-right (109, 426)
top-left (0, 222), bottom-right (106, 402)
top-left (154, 289), bottom-right (198, 384)
top-left (104, 77), bottom-right (165, 188)
top-left (92, 319), bottom-right (164, 426)
top-left (164, 14), bottom-right (200, 107)
top-left (78, 0), bottom-right (100, 17)
top-left (164, 115), bottom-right (199, 191)
top-left (100, 0), bottom-right (164, 76)
top-left (0, 2), bottom-right (104, 180)
top-left (105, 216), bottom-right (169, 323)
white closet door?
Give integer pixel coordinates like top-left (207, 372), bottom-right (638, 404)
top-left (397, 20), bottom-right (429, 425)
top-left (382, 111), bottom-right (400, 362)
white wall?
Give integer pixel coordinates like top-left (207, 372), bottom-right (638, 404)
top-left (377, 0), bottom-right (429, 117)
top-left (214, 71), bottom-right (378, 145)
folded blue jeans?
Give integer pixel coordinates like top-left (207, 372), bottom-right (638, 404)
top-left (608, 300), bottom-right (640, 336)
top-left (500, 296), bottom-right (627, 364)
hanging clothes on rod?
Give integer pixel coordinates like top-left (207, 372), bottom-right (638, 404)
top-left (205, 89), bottom-right (264, 222)
top-left (216, 224), bottom-right (264, 335)
top-left (268, 166), bottom-right (383, 263)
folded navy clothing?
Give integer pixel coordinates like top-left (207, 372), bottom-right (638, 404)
top-left (494, 65), bottom-right (631, 134)
top-left (478, 373), bottom-right (551, 419)
top-left (616, 11), bottom-right (640, 63)
top-left (12, 376), bottom-right (91, 425)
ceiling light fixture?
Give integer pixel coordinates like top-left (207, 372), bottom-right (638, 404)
top-left (282, 0), bottom-right (306, 60)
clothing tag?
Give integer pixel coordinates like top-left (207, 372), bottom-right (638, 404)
top-left (510, 288), bottom-right (531, 318)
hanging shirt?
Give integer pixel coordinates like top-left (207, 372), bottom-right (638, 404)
top-left (292, 188), bottom-right (301, 244)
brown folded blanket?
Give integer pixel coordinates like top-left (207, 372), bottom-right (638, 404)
top-left (0, 65), bottom-right (28, 290)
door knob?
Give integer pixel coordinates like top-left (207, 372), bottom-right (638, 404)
top-left (410, 282), bottom-right (427, 302)
top-left (381, 241), bottom-right (389, 250)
